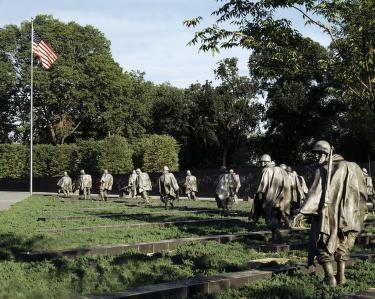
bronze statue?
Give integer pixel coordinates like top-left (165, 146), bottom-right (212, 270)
top-left (128, 170), bottom-right (137, 199)
top-left (287, 167), bottom-right (307, 216)
top-left (251, 154), bottom-right (292, 242)
top-left (57, 171), bottom-right (72, 198)
top-left (215, 167), bottom-right (236, 215)
top-left (78, 170), bottom-right (92, 200)
top-left (229, 169), bottom-right (241, 204)
top-left (135, 168), bottom-right (152, 204)
top-left (363, 168), bottom-right (374, 206)
top-left (99, 169), bottom-right (113, 201)
top-left (184, 170), bottom-right (198, 200)
top-left (293, 140), bottom-right (367, 286)
top-left (158, 166), bottom-right (179, 208)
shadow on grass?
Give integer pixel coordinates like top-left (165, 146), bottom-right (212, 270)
top-left (0, 233), bottom-right (46, 260)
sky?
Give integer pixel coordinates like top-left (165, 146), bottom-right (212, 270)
top-left (0, 0), bottom-right (331, 88)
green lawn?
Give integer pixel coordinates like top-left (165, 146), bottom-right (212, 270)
top-left (0, 195), bottom-right (372, 299)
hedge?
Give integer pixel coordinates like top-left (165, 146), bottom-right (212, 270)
top-left (142, 134), bottom-right (180, 172)
top-left (0, 134), bottom-right (179, 178)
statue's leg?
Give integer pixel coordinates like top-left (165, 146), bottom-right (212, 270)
top-left (192, 192), bottom-right (196, 201)
top-left (104, 190), bottom-right (108, 201)
top-left (335, 231), bottom-right (356, 285)
top-left (83, 188), bottom-right (87, 200)
top-left (317, 240), bottom-right (337, 286)
top-left (87, 188), bottom-right (91, 200)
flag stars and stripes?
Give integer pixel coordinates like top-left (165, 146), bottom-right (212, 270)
top-left (32, 30), bottom-right (58, 69)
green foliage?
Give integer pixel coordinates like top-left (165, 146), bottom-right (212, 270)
top-left (49, 144), bottom-right (80, 176)
top-left (96, 135), bottom-right (133, 174)
top-left (33, 144), bottom-right (55, 177)
top-left (0, 144), bottom-right (28, 179)
top-left (142, 135), bottom-right (180, 172)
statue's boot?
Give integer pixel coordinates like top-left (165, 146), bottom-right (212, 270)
top-left (336, 261), bottom-right (347, 285)
top-left (322, 262), bottom-right (337, 286)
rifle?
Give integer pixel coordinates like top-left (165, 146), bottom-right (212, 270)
top-left (323, 146), bottom-right (334, 205)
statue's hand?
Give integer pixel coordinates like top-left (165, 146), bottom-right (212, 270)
top-left (292, 213), bottom-right (305, 228)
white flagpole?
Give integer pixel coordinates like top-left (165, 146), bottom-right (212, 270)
top-left (30, 19), bottom-right (34, 196)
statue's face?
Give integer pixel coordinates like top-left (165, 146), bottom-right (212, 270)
top-left (104, 170), bottom-right (108, 174)
top-left (136, 170), bottom-right (140, 175)
top-left (315, 152), bottom-right (328, 165)
top-left (261, 161), bottom-right (267, 167)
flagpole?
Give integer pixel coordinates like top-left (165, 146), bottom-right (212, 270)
top-left (30, 19), bottom-right (34, 196)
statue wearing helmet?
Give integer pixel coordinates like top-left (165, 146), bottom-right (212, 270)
top-left (158, 166), bottom-right (180, 208)
top-left (251, 154), bottom-right (292, 242)
top-left (135, 168), bottom-right (152, 204)
top-left (57, 171), bottom-right (73, 198)
top-left (293, 140), bottom-right (367, 286)
top-left (215, 167), bottom-right (237, 215)
top-left (77, 169), bottom-right (92, 200)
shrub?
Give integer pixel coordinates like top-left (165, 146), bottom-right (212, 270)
top-left (49, 144), bottom-right (80, 176)
top-left (33, 144), bottom-right (55, 177)
top-left (97, 135), bottom-right (133, 174)
top-left (0, 144), bottom-right (28, 179)
top-left (142, 134), bottom-right (180, 172)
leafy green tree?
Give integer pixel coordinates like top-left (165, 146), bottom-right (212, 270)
top-left (185, 0), bottom-right (375, 161)
top-left (142, 135), bottom-right (180, 172)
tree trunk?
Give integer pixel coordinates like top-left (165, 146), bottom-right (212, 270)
top-left (222, 146), bottom-right (228, 167)
top-left (48, 123), bottom-right (57, 145)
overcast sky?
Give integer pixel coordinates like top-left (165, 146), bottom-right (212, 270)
top-left (0, 0), bottom-right (330, 88)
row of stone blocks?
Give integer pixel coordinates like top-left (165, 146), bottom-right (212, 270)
top-left (18, 228), bottom-right (375, 261)
top-left (80, 254), bottom-right (375, 299)
top-left (81, 265), bottom-right (297, 299)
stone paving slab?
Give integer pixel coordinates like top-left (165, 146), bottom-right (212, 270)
top-left (0, 191), bottom-right (29, 211)
top-left (341, 288), bottom-right (375, 299)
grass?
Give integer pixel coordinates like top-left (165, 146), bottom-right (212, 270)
top-left (0, 195), bottom-right (372, 298)
top-left (199, 259), bottom-right (375, 299)
top-left (0, 240), bottom-right (306, 299)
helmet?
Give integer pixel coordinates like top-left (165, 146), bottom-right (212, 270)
top-left (362, 168), bottom-right (368, 174)
top-left (259, 154), bottom-right (271, 162)
top-left (312, 140), bottom-right (331, 154)
top-left (286, 166), bottom-right (292, 173)
top-left (163, 166), bottom-right (169, 172)
top-left (80, 169), bottom-right (85, 175)
top-left (279, 164), bottom-right (287, 170)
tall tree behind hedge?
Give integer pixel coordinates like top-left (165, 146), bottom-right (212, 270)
top-left (97, 135), bottom-right (133, 174)
top-left (142, 135), bottom-right (180, 172)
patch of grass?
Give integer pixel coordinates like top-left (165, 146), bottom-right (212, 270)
top-left (198, 259), bottom-right (375, 299)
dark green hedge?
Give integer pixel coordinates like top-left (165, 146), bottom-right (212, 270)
top-left (0, 134), bottom-right (179, 178)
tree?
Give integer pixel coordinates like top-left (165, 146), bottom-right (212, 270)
top-left (0, 15), bottom-right (133, 144)
top-left (184, 0), bottom-right (375, 161)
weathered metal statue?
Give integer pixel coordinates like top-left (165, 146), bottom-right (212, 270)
top-left (293, 140), bottom-right (367, 286)
top-left (135, 168), bottom-right (152, 204)
top-left (251, 154), bottom-right (292, 242)
top-left (363, 168), bottom-right (374, 206)
top-left (127, 170), bottom-right (138, 199)
top-left (57, 171), bottom-right (72, 198)
top-left (215, 167), bottom-right (236, 215)
top-left (99, 169), bottom-right (113, 201)
top-left (287, 167), bottom-right (307, 216)
top-left (158, 166), bottom-right (180, 208)
top-left (229, 169), bottom-right (241, 203)
top-left (78, 170), bottom-right (92, 200)
top-left (184, 170), bottom-right (197, 200)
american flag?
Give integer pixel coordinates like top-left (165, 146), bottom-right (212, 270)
top-left (32, 30), bottom-right (58, 69)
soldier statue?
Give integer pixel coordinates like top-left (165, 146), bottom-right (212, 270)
top-left (78, 170), bottom-right (92, 200)
top-left (229, 169), bottom-right (241, 204)
top-left (158, 166), bottom-right (180, 208)
top-left (363, 168), bottom-right (374, 207)
top-left (184, 170), bottom-right (198, 200)
top-left (57, 171), bottom-right (73, 198)
top-left (135, 168), bottom-right (152, 204)
top-left (251, 154), bottom-right (291, 242)
top-left (287, 166), bottom-right (307, 216)
top-left (128, 170), bottom-right (138, 199)
top-left (99, 169), bottom-right (113, 201)
top-left (293, 140), bottom-right (367, 286)
top-left (215, 167), bottom-right (236, 215)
